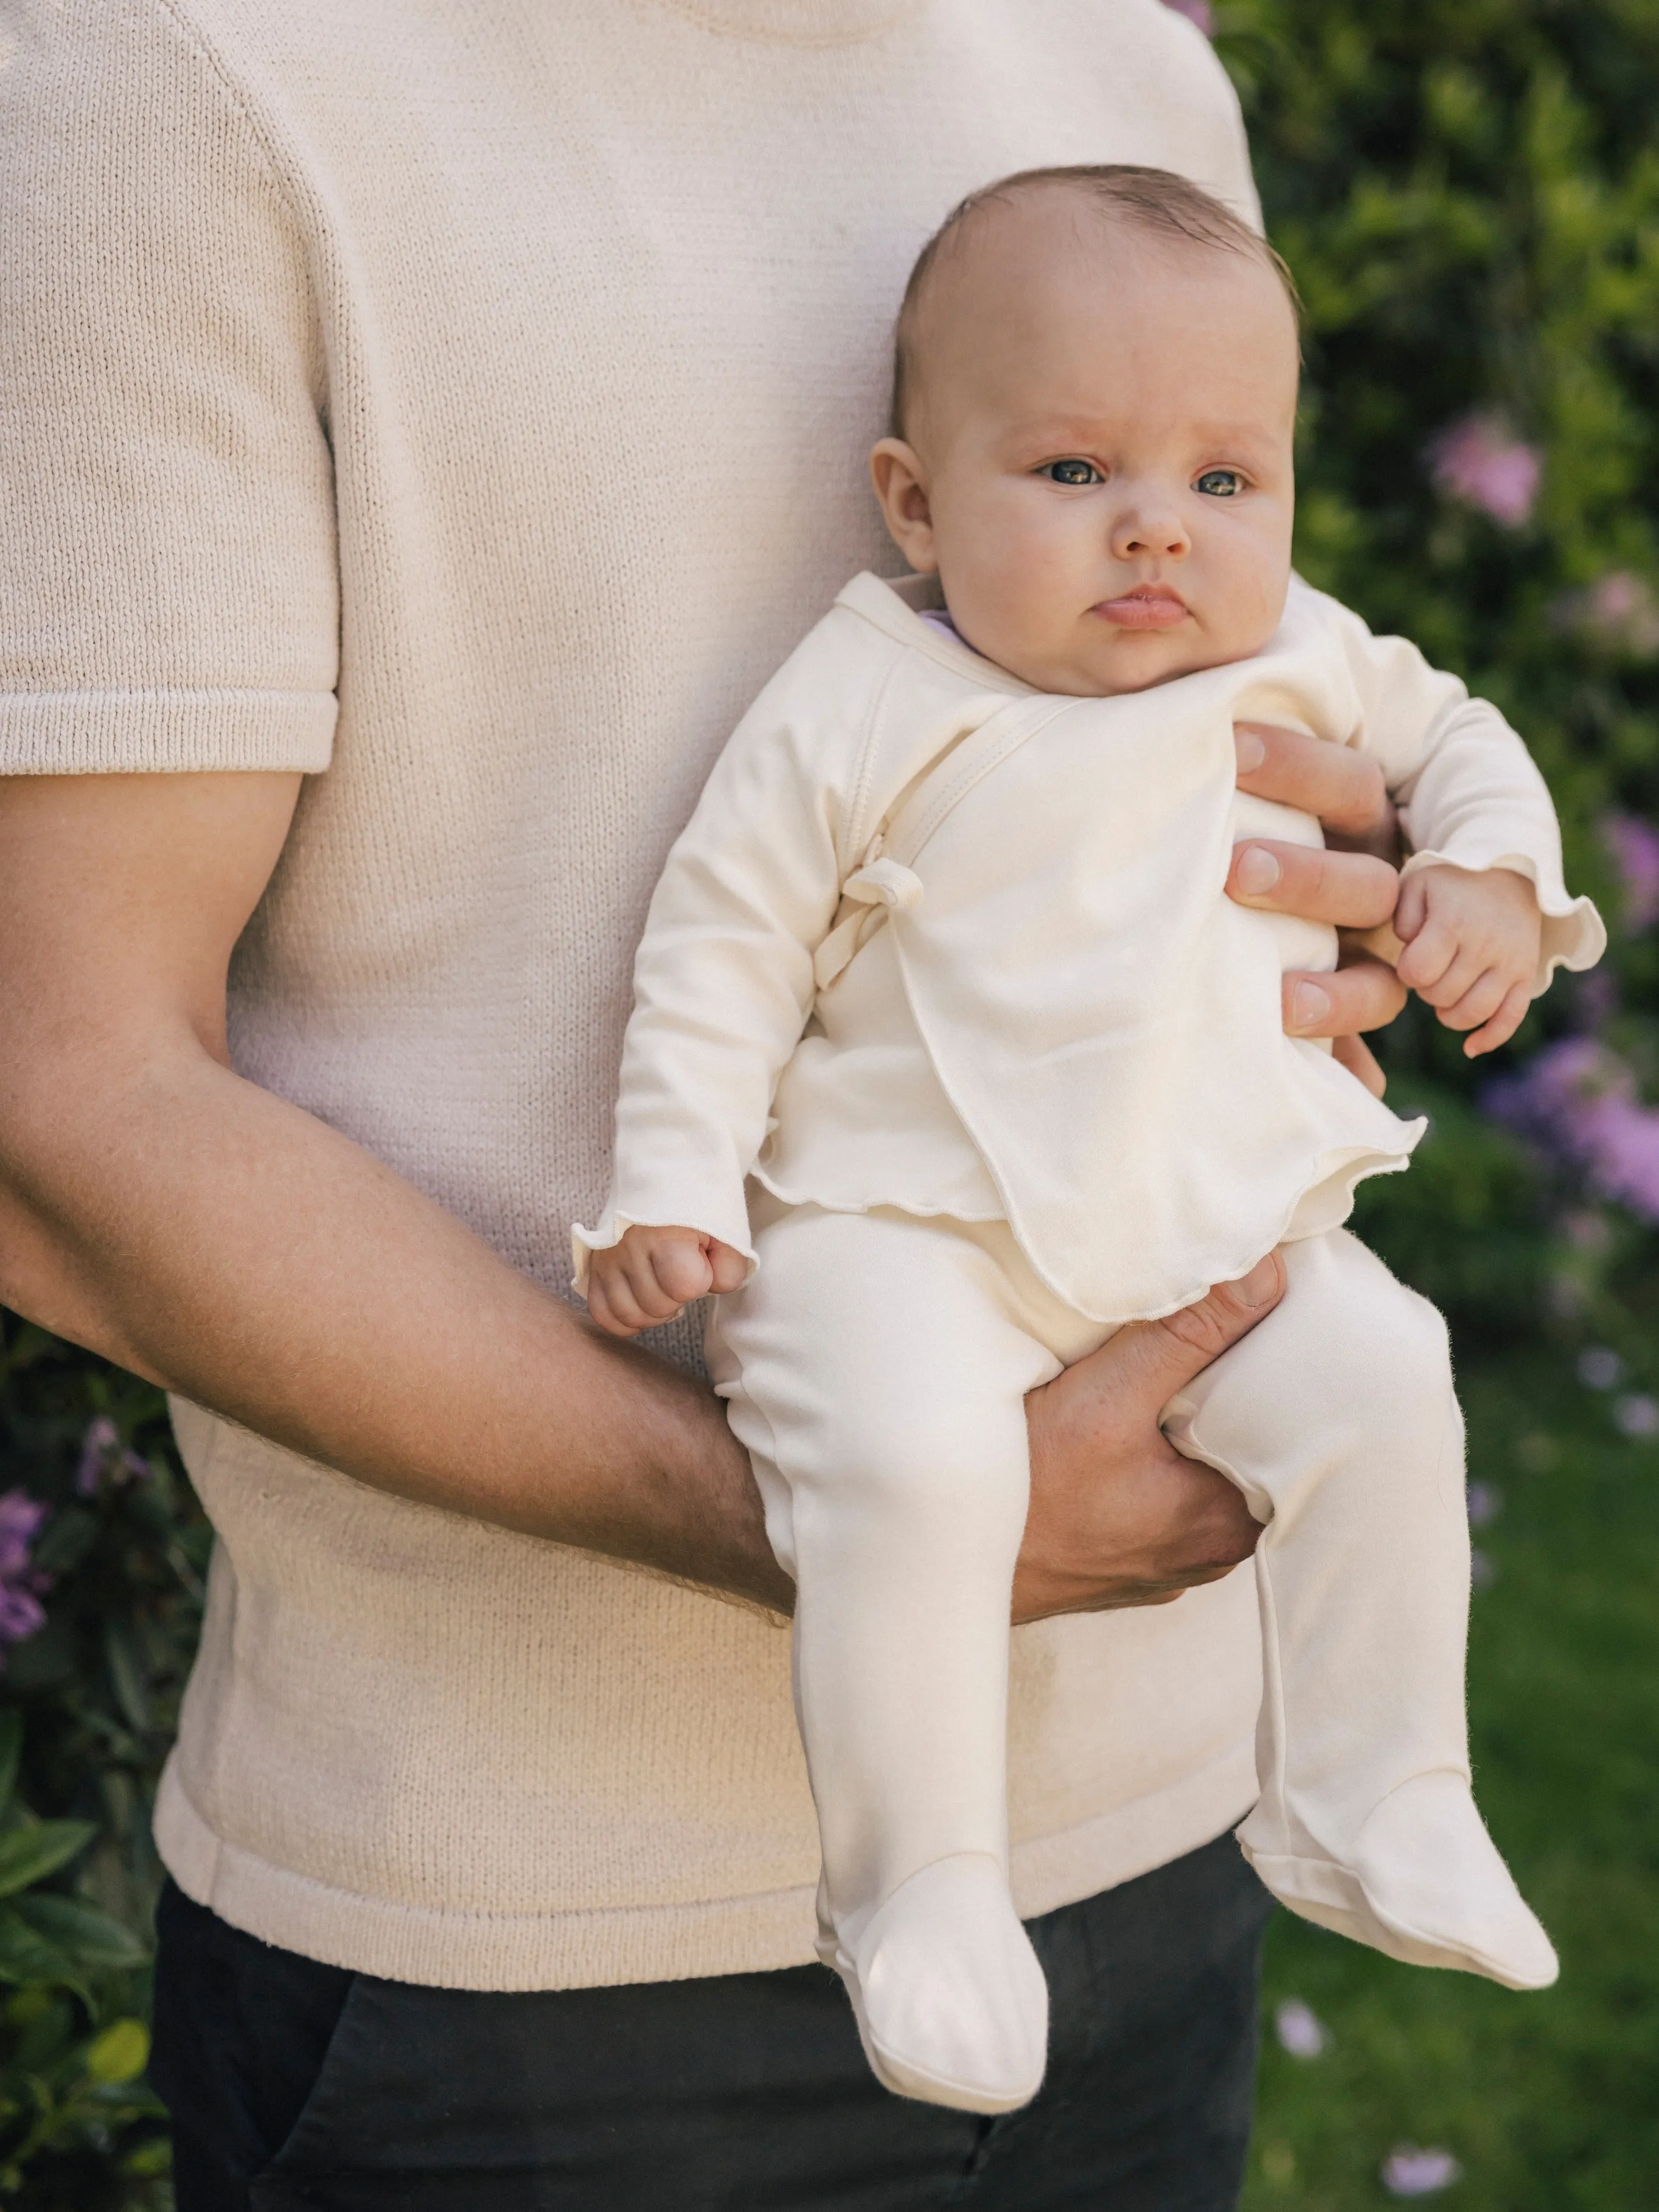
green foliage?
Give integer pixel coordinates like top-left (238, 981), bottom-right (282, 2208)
top-left (0, 2), bottom-right (1654, 2202)
top-left (1211, 5), bottom-right (1659, 2202)
top-left (0, 1322), bottom-right (201, 2206)
top-left (1209, 0), bottom-right (1659, 1350)
top-left (0, 1709), bottom-right (170, 2207)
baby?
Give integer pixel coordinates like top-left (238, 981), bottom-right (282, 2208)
top-left (576, 169), bottom-right (1604, 2115)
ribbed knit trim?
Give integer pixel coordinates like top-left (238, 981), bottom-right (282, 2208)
top-left (154, 1740), bottom-right (1258, 1990)
top-left (642, 0), bottom-right (922, 46)
top-left (0, 690), bottom-right (336, 774)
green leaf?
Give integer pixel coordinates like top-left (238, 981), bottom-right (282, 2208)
top-left (0, 1712), bottom-right (21, 1816)
top-left (83, 2018), bottom-right (148, 2085)
top-left (11, 1895), bottom-right (147, 1970)
top-left (0, 1903), bottom-right (78, 1988)
top-left (102, 1621), bottom-right (152, 1736)
top-left (0, 1819), bottom-right (94, 1901)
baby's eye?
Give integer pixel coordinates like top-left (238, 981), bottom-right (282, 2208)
top-left (1194, 468), bottom-right (1245, 498)
top-left (1038, 458), bottom-right (1103, 487)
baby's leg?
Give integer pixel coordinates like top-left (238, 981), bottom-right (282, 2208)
top-left (1164, 1229), bottom-right (1556, 1989)
top-left (707, 1204), bottom-right (1068, 2112)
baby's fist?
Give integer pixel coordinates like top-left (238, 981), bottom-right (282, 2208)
top-left (1394, 864), bottom-right (1541, 1057)
top-left (585, 1223), bottom-right (748, 1338)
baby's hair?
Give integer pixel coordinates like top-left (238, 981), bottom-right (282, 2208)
top-left (891, 164), bottom-right (1301, 441)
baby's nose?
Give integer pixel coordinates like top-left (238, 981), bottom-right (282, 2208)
top-left (1110, 503), bottom-right (1189, 559)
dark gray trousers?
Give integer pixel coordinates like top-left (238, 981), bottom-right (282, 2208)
top-left (150, 1829), bottom-right (1271, 2212)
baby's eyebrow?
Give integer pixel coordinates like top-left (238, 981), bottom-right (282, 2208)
top-left (1003, 415), bottom-right (1284, 456)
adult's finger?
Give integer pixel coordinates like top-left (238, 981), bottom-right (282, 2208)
top-left (1282, 955), bottom-right (1407, 1038)
top-left (1234, 724), bottom-right (1397, 856)
top-left (1331, 1032), bottom-right (1387, 1097)
top-left (1018, 1257), bottom-right (1282, 1624)
top-left (1229, 840), bottom-right (1400, 930)
top-left (1139, 1250), bottom-right (1286, 1383)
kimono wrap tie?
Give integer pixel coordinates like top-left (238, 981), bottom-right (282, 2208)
top-left (811, 692), bottom-right (1079, 995)
top-left (812, 845), bottom-right (923, 991)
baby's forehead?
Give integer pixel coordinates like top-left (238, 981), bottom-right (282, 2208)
top-left (906, 200), bottom-right (1292, 424)
top-left (917, 186), bottom-right (1273, 330)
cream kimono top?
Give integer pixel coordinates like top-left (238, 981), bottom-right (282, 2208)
top-left (577, 572), bottom-right (1602, 1324)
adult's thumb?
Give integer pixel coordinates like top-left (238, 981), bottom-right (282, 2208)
top-left (1116, 1251), bottom-right (1285, 1409)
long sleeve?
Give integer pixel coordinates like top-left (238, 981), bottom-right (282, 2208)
top-left (1315, 588), bottom-right (1605, 990)
top-left (571, 623), bottom-right (878, 1286)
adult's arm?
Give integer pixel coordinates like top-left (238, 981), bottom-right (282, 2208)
top-left (0, 767), bottom-right (1279, 1622)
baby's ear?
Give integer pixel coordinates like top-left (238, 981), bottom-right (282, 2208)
top-left (870, 439), bottom-right (938, 573)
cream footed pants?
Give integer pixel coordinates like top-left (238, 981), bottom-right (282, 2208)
top-left (707, 1204), bottom-right (1556, 2112)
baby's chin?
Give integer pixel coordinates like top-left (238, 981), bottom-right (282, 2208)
top-left (1002, 626), bottom-right (1259, 699)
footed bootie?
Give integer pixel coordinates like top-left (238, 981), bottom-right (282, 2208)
top-left (1241, 1771), bottom-right (1558, 1990)
top-left (821, 1853), bottom-right (1049, 2113)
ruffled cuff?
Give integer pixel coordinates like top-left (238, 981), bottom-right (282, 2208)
top-left (1399, 848), bottom-right (1607, 995)
top-left (569, 1207), bottom-right (759, 1303)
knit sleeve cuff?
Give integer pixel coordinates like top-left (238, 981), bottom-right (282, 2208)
top-left (1399, 847), bottom-right (1607, 995)
top-left (0, 689), bottom-right (338, 775)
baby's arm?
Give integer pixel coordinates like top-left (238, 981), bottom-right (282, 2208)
top-left (572, 628), bottom-right (869, 1314)
top-left (1318, 588), bottom-right (1605, 1039)
top-left (586, 1225), bottom-right (750, 1338)
top-left (1393, 862), bottom-right (1540, 1056)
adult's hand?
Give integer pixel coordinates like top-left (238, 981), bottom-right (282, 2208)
top-left (1231, 723), bottom-right (1408, 1097)
top-left (1015, 1252), bottom-right (1283, 1621)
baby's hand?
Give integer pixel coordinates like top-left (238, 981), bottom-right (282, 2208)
top-left (1393, 864), bottom-right (1541, 1056)
top-left (585, 1224), bottom-right (749, 1338)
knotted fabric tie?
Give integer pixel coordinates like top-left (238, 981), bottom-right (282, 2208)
top-left (812, 846), bottom-right (923, 991)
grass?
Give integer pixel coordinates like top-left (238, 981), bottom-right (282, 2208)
top-left (1243, 1347), bottom-right (1659, 2210)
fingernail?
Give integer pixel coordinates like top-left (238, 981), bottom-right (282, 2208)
top-left (1289, 981), bottom-right (1330, 1031)
top-left (1234, 728), bottom-right (1267, 772)
top-left (1237, 1255), bottom-right (1280, 1308)
top-left (1236, 845), bottom-right (1281, 896)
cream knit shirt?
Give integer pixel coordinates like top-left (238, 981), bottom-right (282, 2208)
top-left (4, 0), bottom-right (1287, 1989)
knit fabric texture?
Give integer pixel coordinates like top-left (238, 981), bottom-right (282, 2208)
top-left (1, 0), bottom-right (1269, 1988)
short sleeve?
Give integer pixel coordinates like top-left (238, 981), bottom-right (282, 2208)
top-left (0, 0), bottom-right (338, 774)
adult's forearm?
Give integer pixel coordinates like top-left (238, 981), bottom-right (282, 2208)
top-left (0, 1050), bottom-right (793, 1611)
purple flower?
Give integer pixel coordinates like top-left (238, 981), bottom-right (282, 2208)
top-left (1466, 1481), bottom-right (1503, 1527)
top-left (1382, 2145), bottom-right (1462, 2197)
top-left (1273, 1998), bottom-right (1328, 2057)
top-left (1615, 1393), bottom-right (1659, 1439)
top-left (1604, 814), bottom-right (1659, 934)
top-left (1486, 1038), bottom-right (1659, 1223)
top-left (1429, 414), bottom-right (1541, 528)
top-left (75, 1416), bottom-right (151, 1499)
top-left (1552, 571), bottom-right (1659, 657)
top-left (0, 1490), bottom-right (49, 1650)
top-left (1160, 0), bottom-right (1214, 31)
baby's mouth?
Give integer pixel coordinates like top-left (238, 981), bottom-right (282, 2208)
top-left (1094, 585), bottom-right (1189, 631)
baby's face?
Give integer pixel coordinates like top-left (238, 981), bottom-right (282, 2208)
top-left (874, 197), bottom-right (1299, 697)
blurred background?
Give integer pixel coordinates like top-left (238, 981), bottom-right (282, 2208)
top-left (1, 0), bottom-right (1656, 2202)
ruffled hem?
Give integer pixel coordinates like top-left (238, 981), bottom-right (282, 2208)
top-left (1399, 848), bottom-right (1607, 993)
top-left (998, 1126), bottom-right (1425, 1330)
top-left (750, 1165), bottom-right (1007, 1225)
